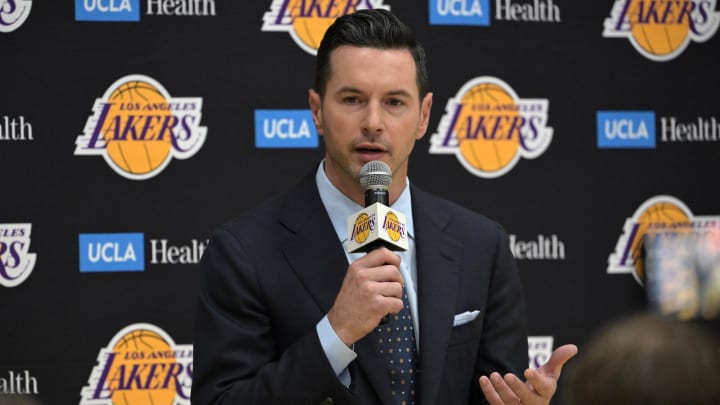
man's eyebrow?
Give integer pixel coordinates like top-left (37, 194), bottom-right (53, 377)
top-left (386, 89), bottom-right (413, 98)
top-left (334, 86), bottom-right (363, 95)
top-left (333, 87), bottom-right (413, 98)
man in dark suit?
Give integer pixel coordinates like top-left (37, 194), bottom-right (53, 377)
top-left (191, 9), bottom-right (576, 405)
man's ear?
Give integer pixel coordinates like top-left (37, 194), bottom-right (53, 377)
top-left (308, 89), bottom-right (323, 135)
top-left (416, 92), bottom-right (433, 140)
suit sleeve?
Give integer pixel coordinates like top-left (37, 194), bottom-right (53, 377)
top-left (470, 224), bottom-right (529, 403)
top-left (190, 228), bottom-right (352, 405)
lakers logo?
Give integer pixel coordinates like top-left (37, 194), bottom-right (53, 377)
top-left (607, 195), bottom-right (719, 284)
top-left (80, 323), bottom-right (193, 404)
top-left (603, 0), bottom-right (720, 61)
top-left (0, 223), bottom-right (36, 288)
top-left (75, 75), bottom-right (207, 180)
top-left (382, 212), bottom-right (405, 242)
top-left (261, 0), bottom-right (390, 55)
top-left (351, 212), bottom-right (376, 243)
top-left (0, 0), bottom-right (32, 33)
top-left (430, 76), bottom-right (553, 178)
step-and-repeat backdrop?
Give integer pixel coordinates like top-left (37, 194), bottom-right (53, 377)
top-left (2, 1), bottom-right (719, 403)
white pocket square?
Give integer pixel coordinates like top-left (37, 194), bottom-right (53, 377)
top-left (453, 309), bottom-right (481, 326)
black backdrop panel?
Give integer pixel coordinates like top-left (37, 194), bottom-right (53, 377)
top-left (1, 1), bottom-right (718, 403)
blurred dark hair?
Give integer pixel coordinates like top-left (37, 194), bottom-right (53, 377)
top-left (563, 312), bottom-right (720, 405)
top-left (0, 395), bottom-right (44, 405)
top-left (314, 9), bottom-right (428, 98)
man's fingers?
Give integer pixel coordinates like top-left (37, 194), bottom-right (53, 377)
top-left (480, 371), bottom-right (553, 405)
top-left (350, 261), bottom-right (403, 285)
top-left (350, 265), bottom-right (403, 287)
top-left (538, 344), bottom-right (578, 379)
top-left (523, 368), bottom-right (556, 399)
top-left (479, 375), bottom-right (505, 405)
top-left (476, 345), bottom-right (578, 405)
top-left (374, 279), bottom-right (403, 299)
top-left (358, 247), bottom-right (402, 268)
top-left (490, 372), bottom-right (522, 404)
top-left (504, 373), bottom-right (538, 404)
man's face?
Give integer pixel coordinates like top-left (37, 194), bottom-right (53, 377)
top-left (309, 45), bottom-right (433, 204)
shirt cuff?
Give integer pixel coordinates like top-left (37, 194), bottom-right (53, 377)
top-left (316, 315), bottom-right (357, 379)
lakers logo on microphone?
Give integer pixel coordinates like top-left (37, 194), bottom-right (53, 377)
top-left (261, 0), bottom-right (390, 55)
top-left (348, 205), bottom-right (407, 253)
top-left (603, 0), bottom-right (720, 61)
top-left (382, 212), bottom-right (406, 242)
top-left (351, 213), bottom-right (376, 243)
top-left (429, 76), bottom-right (553, 178)
top-left (74, 74), bottom-right (207, 180)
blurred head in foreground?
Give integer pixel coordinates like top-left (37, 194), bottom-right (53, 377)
top-left (0, 396), bottom-right (44, 405)
top-left (563, 312), bottom-right (720, 405)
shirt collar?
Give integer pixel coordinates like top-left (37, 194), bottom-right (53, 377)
top-left (315, 161), bottom-right (415, 243)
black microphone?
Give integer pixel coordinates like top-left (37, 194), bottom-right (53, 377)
top-left (348, 161), bottom-right (409, 324)
top-left (347, 161), bottom-right (408, 253)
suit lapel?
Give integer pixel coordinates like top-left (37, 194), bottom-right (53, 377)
top-left (278, 173), bottom-right (395, 405)
top-left (279, 173), bottom-right (347, 313)
top-left (412, 186), bottom-right (464, 405)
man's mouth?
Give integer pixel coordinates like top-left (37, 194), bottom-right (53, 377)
top-left (355, 144), bottom-right (386, 154)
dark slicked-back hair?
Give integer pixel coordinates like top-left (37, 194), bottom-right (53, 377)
top-left (314, 9), bottom-right (429, 98)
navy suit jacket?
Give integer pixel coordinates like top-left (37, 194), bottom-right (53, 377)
top-left (191, 171), bottom-right (528, 405)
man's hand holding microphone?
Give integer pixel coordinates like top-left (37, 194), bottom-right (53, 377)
top-left (327, 161), bottom-right (409, 347)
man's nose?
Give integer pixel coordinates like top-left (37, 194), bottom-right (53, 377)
top-left (362, 100), bottom-right (384, 135)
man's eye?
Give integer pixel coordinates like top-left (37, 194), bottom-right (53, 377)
top-left (343, 96), bottom-right (360, 104)
top-left (387, 98), bottom-right (405, 107)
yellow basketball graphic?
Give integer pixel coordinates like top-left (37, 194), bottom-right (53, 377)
top-left (292, 16), bottom-right (335, 50)
top-left (631, 201), bottom-right (692, 282)
top-left (453, 83), bottom-right (520, 174)
top-left (107, 329), bottom-right (178, 405)
top-left (103, 81), bottom-right (173, 176)
top-left (626, 0), bottom-right (689, 57)
top-left (288, 0), bottom-right (341, 50)
top-left (384, 212), bottom-right (401, 242)
top-left (353, 213), bottom-right (371, 243)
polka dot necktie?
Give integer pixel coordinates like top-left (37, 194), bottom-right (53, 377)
top-left (376, 286), bottom-right (418, 405)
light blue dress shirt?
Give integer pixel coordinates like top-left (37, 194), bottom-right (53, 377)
top-left (314, 162), bottom-right (419, 385)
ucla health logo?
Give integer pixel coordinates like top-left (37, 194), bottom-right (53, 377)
top-left (509, 234), bottom-right (565, 260)
top-left (75, 0), bottom-right (140, 21)
top-left (607, 195), bottom-right (720, 284)
top-left (429, 0), bottom-right (489, 26)
top-left (0, 223), bottom-right (36, 288)
top-left (0, 0), bottom-right (32, 32)
top-left (603, 0), bottom-right (720, 61)
top-left (79, 233), bottom-right (145, 272)
top-left (597, 111), bottom-right (656, 148)
top-left (80, 323), bottom-right (192, 404)
top-left (429, 0), bottom-right (561, 26)
top-left (429, 76), bottom-right (553, 178)
top-left (75, 0), bottom-right (215, 20)
top-left (75, 75), bottom-right (207, 180)
top-left (255, 109), bottom-right (319, 148)
top-left (261, 0), bottom-right (390, 55)
top-left (1, 115), bottom-right (33, 141)
top-left (0, 370), bottom-right (39, 395)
